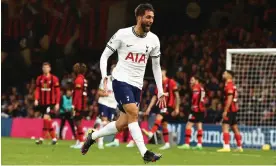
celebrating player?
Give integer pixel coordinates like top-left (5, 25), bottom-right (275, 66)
top-left (97, 64), bottom-right (117, 149)
top-left (71, 63), bottom-right (88, 149)
top-left (178, 76), bottom-right (206, 150)
top-left (34, 62), bottom-right (60, 145)
top-left (217, 70), bottom-right (243, 152)
top-left (81, 3), bottom-right (166, 163)
top-left (142, 67), bottom-right (180, 150)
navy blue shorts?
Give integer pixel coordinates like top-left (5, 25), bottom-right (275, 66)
top-left (98, 103), bottom-right (116, 121)
top-left (112, 79), bottom-right (141, 113)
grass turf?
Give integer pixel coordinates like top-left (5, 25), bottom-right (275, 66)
top-left (1, 137), bottom-right (275, 165)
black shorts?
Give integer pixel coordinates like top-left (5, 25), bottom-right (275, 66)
top-left (222, 112), bottom-right (238, 125)
top-left (158, 107), bottom-right (174, 122)
top-left (74, 110), bottom-right (85, 121)
top-left (188, 111), bottom-right (205, 123)
top-left (34, 105), bottom-right (55, 118)
top-left (60, 111), bottom-right (73, 120)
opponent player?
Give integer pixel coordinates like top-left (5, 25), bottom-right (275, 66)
top-left (81, 3), bottom-right (166, 163)
top-left (97, 64), bottom-right (117, 149)
top-left (71, 63), bottom-right (88, 149)
top-left (217, 70), bottom-right (243, 152)
top-left (34, 62), bottom-right (60, 145)
top-left (142, 67), bottom-right (180, 150)
top-left (178, 76), bottom-right (206, 150)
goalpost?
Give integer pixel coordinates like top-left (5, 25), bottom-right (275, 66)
top-left (226, 48), bottom-right (276, 150)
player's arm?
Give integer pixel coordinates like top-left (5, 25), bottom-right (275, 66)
top-left (145, 95), bottom-right (157, 115)
top-left (150, 38), bottom-right (163, 99)
top-left (73, 78), bottom-right (82, 109)
top-left (224, 88), bottom-right (234, 113)
top-left (172, 81), bottom-right (180, 114)
top-left (191, 87), bottom-right (199, 108)
top-left (97, 78), bottom-right (108, 97)
top-left (100, 30), bottom-right (122, 78)
top-left (34, 76), bottom-right (41, 105)
top-left (54, 76), bottom-right (61, 104)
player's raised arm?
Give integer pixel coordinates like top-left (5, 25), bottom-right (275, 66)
top-left (100, 30), bottom-right (121, 79)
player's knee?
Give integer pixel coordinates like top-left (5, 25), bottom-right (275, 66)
top-left (115, 121), bottom-right (127, 132)
top-left (161, 121), bottom-right (168, 128)
top-left (123, 104), bottom-right (139, 119)
top-left (186, 122), bottom-right (193, 129)
top-left (156, 114), bottom-right (163, 121)
top-left (43, 114), bottom-right (50, 120)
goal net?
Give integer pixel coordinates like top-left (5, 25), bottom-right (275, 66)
top-left (226, 49), bottom-right (276, 150)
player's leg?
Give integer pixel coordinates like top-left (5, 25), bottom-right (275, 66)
top-left (65, 111), bottom-right (76, 140)
top-left (81, 111), bottom-right (128, 154)
top-left (105, 109), bottom-right (121, 147)
top-left (72, 111), bottom-right (85, 149)
top-left (59, 114), bottom-right (66, 140)
top-left (35, 106), bottom-right (48, 144)
top-left (231, 114), bottom-right (243, 152)
top-left (231, 124), bottom-right (243, 152)
top-left (194, 122), bottom-right (203, 150)
top-left (217, 112), bottom-right (231, 152)
top-left (97, 104), bottom-right (110, 149)
top-left (159, 120), bottom-right (170, 150)
top-left (126, 133), bottom-right (135, 148)
top-left (178, 121), bottom-right (193, 149)
top-left (123, 85), bottom-right (161, 162)
top-left (142, 114), bottom-right (163, 139)
top-left (178, 112), bottom-right (195, 149)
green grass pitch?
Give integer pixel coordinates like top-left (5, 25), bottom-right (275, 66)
top-left (1, 137), bottom-right (275, 165)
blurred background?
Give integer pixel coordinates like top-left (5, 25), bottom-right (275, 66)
top-left (1, 0), bottom-right (276, 127)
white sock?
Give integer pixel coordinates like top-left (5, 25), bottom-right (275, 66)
top-left (98, 137), bottom-right (104, 145)
top-left (92, 121), bottom-right (118, 140)
top-left (224, 144), bottom-right (230, 149)
top-left (128, 122), bottom-right (147, 156)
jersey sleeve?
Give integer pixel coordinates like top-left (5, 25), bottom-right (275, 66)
top-left (170, 80), bottom-right (178, 91)
top-left (54, 76), bottom-right (61, 103)
top-left (226, 84), bottom-right (234, 95)
top-left (150, 36), bottom-right (161, 57)
top-left (74, 77), bottom-right (83, 89)
top-left (106, 30), bottom-right (122, 52)
top-left (34, 76), bottom-right (41, 100)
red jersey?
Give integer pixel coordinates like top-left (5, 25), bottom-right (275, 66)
top-left (191, 83), bottom-right (206, 112)
top-left (73, 74), bottom-right (88, 111)
top-left (224, 80), bottom-right (239, 112)
top-left (155, 78), bottom-right (178, 109)
top-left (35, 74), bottom-right (61, 105)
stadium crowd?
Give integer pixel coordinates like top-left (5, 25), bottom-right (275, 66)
top-left (1, 0), bottom-right (276, 126)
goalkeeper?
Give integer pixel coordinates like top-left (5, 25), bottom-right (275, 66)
top-left (217, 70), bottom-right (243, 152)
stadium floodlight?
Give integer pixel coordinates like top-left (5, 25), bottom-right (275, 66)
top-left (226, 48), bottom-right (276, 149)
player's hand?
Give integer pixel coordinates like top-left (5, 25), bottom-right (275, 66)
top-left (34, 100), bottom-right (39, 106)
top-left (222, 111), bottom-right (227, 120)
top-left (156, 94), bottom-right (166, 109)
top-left (103, 77), bottom-right (108, 93)
top-left (172, 108), bottom-right (179, 117)
top-left (143, 109), bottom-right (150, 116)
top-left (54, 104), bottom-right (60, 112)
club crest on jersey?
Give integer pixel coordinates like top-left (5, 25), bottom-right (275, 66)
top-left (125, 52), bottom-right (146, 63)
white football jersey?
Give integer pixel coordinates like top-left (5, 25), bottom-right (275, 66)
top-left (107, 26), bottom-right (161, 89)
top-left (98, 76), bottom-right (117, 109)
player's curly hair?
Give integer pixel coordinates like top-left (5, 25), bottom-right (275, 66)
top-left (135, 3), bottom-right (154, 17)
top-left (73, 63), bottom-right (87, 75)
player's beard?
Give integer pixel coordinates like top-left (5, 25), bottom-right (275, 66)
top-left (141, 23), bottom-right (151, 33)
